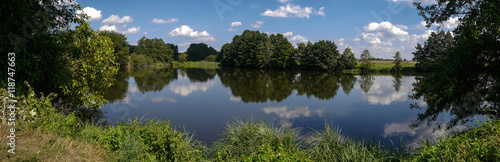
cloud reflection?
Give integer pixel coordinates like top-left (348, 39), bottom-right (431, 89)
top-left (361, 76), bottom-right (413, 105)
top-left (151, 97), bottom-right (177, 103)
top-left (168, 80), bottom-right (216, 96)
top-left (383, 118), bottom-right (466, 148)
top-left (262, 106), bottom-right (323, 119)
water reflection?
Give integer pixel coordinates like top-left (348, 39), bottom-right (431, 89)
top-left (132, 68), bottom-right (178, 93)
top-left (361, 75), bottom-right (414, 105)
top-left (168, 80), bottom-right (216, 97)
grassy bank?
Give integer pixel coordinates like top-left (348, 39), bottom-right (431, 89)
top-left (1, 87), bottom-right (499, 161)
top-left (173, 61), bottom-right (220, 69)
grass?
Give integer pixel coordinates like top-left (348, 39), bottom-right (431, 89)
top-left (345, 60), bottom-right (417, 73)
top-left (173, 61), bottom-right (220, 69)
top-left (1, 87), bottom-right (499, 161)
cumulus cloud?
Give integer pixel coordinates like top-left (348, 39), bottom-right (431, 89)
top-left (415, 17), bottom-right (460, 30)
top-left (122, 27), bottom-right (141, 34)
top-left (290, 34), bottom-right (308, 43)
top-left (102, 15), bottom-right (133, 24)
top-left (364, 21), bottom-right (409, 37)
top-left (261, 4), bottom-right (325, 18)
top-left (77, 7), bottom-right (102, 22)
top-left (251, 21), bottom-right (265, 28)
top-left (283, 31), bottom-right (293, 37)
top-left (169, 25), bottom-right (216, 42)
top-left (152, 18), bottom-right (179, 24)
top-left (230, 21), bottom-right (242, 27)
top-left (99, 25), bottom-right (117, 32)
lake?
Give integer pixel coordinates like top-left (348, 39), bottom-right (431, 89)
top-left (101, 67), bottom-right (479, 147)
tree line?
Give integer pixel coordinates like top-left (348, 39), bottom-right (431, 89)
top-left (218, 30), bottom-right (359, 71)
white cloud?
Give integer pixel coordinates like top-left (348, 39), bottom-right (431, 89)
top-left (277, 0), bottom-right (292, 4)
top-left (230, 21), bottom-right (242, 27)
top-left (227, 28), bottom-right (238, 32)
top-left (169, 25), bottom-right (216, 42)
top-left (102, 15), bottom-right (133, 24)
top-left (364, 21), bottom-right (409, 37)
top-left (251, 21), bottom-right (265, 28)
top-left (152, 18), bottom-right (179, 24)
top-left (99, 25), bottom-right (117, 32)
top-left (415, 17), bottom-right (460, 30)
top-left (283, 31), bottom-right (293, 37)
top-left (77, 7), bottom-right (102, 22)
top-left (122, 27), bottom-right (141, 34)
top-left (291, 34), bottom-right (308, 43)
top-left (336, 38), bottom-right (345, 46)
top-left (261, 4), bottom-right (325, 18)
top-left (143, 32), bottom-right (148, 35)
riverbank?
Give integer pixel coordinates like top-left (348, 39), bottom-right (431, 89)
top-left (173, 61), bottom-right (220, 69)
top-left (1, 88), bottom-right (498, 161)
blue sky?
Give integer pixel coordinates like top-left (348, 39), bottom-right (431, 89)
top-left (77, 0), bottom-right (457, 59)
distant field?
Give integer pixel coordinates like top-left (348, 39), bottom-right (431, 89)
top-left (349, 60), bottom-right (416, 72)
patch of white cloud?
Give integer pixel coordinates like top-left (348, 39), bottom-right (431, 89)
top-left (77, 7), bottom-right (102, 22)
top-left (277, 0), bottom-right (292, 4)
top-left (290, 34), bottom-right (308, 43)
top-left (227, 28), bottom-right (238, 32)
top-left (414, 17), bottom-right (460, 30)
top-left (99, 25), bottom-right (117, 32)
top-left (102, 15), bottom-right (133, 24)
top-left (360, 76), bottom-right (412, 105)
top-left (261, 4), bottom-right (325, 19)
top-left (364, 22), bottom-right (409, 37)
top-left (151, 18), bottom-right (179, 24)
top-left (230, 21), bottom-right (242, 27)
top-left (169, 25), bottom-right (216, 42)
top-left (122, 27), bottom-right (141, 35)
top-left (251, 21), bottom-right (265, 28)
top-left (283, 31), bottom-right (293, 37)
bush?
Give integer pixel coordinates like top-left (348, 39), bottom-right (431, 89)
top-left (130, 53), bottom-right (155, 67)
top-left (205, 55), bottom-right (217, 62)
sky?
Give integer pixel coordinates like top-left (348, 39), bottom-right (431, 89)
top-left (77, 0), bottom-right (457, 59)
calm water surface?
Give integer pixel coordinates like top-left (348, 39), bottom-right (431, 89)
top-left (102, 67), bottom-right (476, 147)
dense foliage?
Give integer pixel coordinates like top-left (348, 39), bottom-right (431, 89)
top-left (186, 43), bottom-right (217, 61)
top-left (99, 31), bottom-right (130, 68)
top-left (412, 31), bottom-right (454, 71)
top-left (220, 30), bottom-right (356, 71)
top-left (411, 0), bottom-right (500, 128)
top-left (135, 36), bottom-right (174, 63)
top-left (0, 0), bottom-right (118, 109)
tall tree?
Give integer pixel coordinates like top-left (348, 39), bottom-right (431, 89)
top-left (231, 30), bottom-right (273, 68)
top-left (167, 43), bottom-right (179, 61)
top-left (303, 40), bottom-right (340, 71)
top-left (269, 33), bottom-right (294, 68)
top-left (186, 43), bottom-right (216, 61)
top-left (393, 51), bottom-right (403, 71)
top-left (339, 47), bottom-right (357, 70)
top-left (412, 31), bottom-right (454, 71)
top-left (359, 49), bottom-right (373, 71)
top-left (99, 31), bottom-right (130, 68)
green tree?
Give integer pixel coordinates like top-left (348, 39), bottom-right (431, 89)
top-left (205, 55), bottom-right (217, 62)
top-left (393, 51), bottom-right (403, 71)
top-left (167, 43), bottom-right (179, 61)
top-left (303, 40), bottom-right (340, 71)
top-left (412, 31), bottom-right (454, 71)
top-left (269, 33), bottom-right (294, 68)
top-left (220, 43), bottom-right (234, 65)
top-left (231, 30), bottom-right (274, 68)
top-left (178, 53), bottom-right (188, 63)
top-left (186, 43), bottom-right (217, 61)
top-left (99, 31), bottom-right (130, 68)
top-left (359, 49), bottom-right (373, 71)
top-left (135, 37), bottom-right (173, 63)
top-left (339, 47), bottom-right (357, 70)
